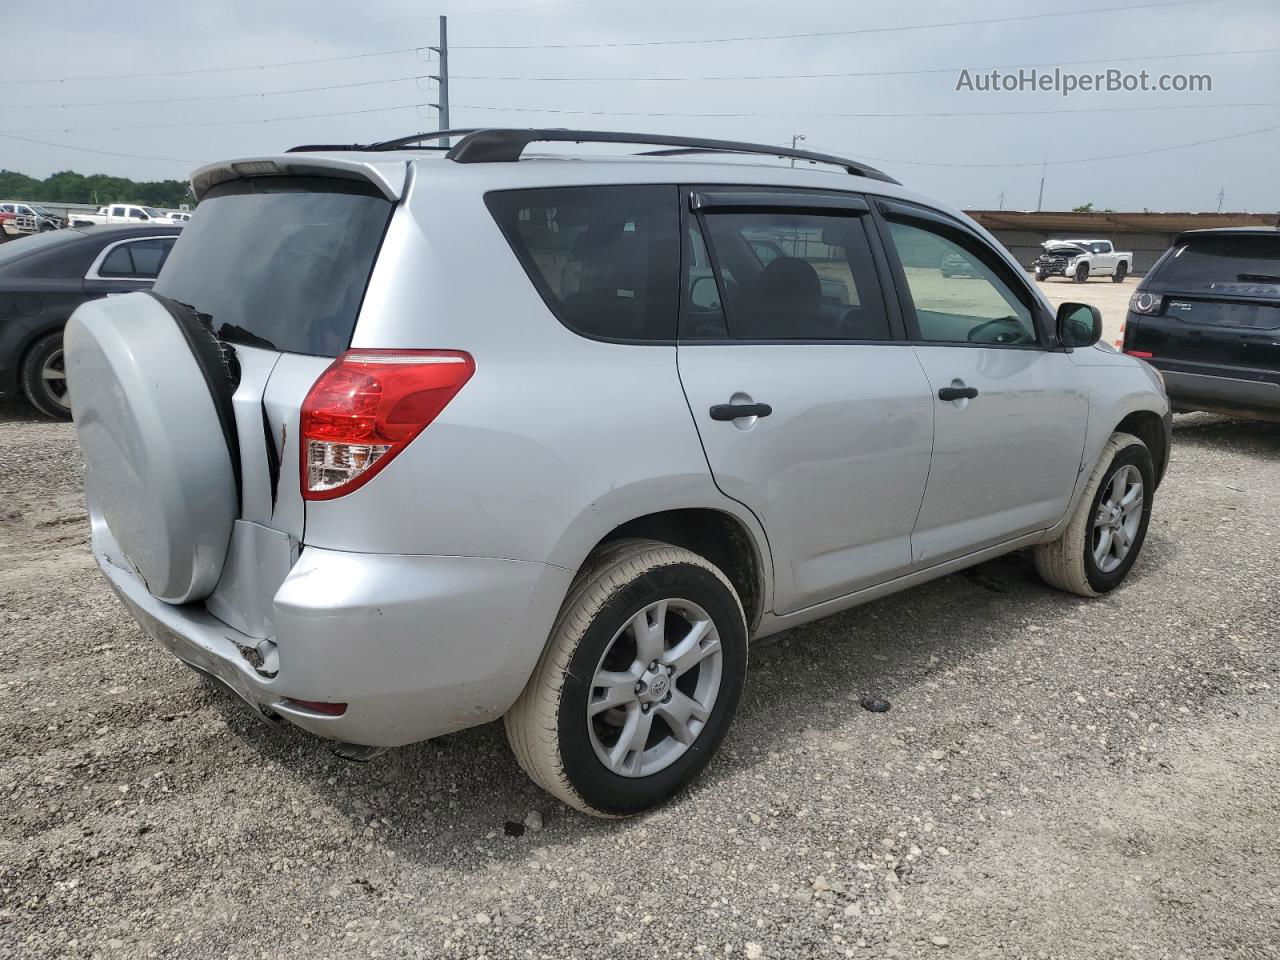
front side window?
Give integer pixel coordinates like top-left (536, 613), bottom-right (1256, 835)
top-left (885, 220), bottom-right (1037, 346)
top-left (695, 209), bottom-right (890, 341)
top-left (486, 185), bottom-right (679, 342)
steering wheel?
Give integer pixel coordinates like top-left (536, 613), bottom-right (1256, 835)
top-left (967, 316), bottom-right (1029, 345)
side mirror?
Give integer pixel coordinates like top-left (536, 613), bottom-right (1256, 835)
top-left (1057, 302), bottom-right (1102, 348)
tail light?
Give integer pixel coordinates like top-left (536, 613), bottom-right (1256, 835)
top-left (300, 349), bottom-right (475, 500)
top-left (1128, 290), bottom-right (1164, 315)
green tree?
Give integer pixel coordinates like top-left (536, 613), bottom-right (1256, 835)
top-left (0, 169), bottom-right (192, 207)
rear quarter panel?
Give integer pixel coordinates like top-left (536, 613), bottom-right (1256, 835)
top-left (299, 163), bottom-right (773, 602)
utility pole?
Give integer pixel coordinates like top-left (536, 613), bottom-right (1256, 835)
top-left (998, 190), bottom-right (1005, 211)
top-left (790, 133), bottom-right (805, 167)
top-left (1217, 186), bottom-right (1225, 213)
top-left (430, 15), bottom-right (450, 146)
top-left (1036, 159), bottom-right (1046, 212)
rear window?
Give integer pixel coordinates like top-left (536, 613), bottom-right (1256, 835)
top-left (1151, 234), bottom-right (1280, 289)
top-left (153, 177), bottom-right (393, 356)
top-left (485, 185), bottom-right (679, 342)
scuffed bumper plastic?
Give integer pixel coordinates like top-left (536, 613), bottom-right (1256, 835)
top-left (96, 528), bottom-right (573, 747)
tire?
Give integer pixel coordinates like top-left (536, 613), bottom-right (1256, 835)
top-left (1035, 270), bottom-right (1047, 282)
top-left (20, 332), bottom-right (72, 420)
top-left (1074, 263), bottom-right (1090, 283)
top-left (505, 538), bottom-right (748, 817)
top-left (1034, 432), bottom-right (1155, 597)
top-left (1112, 261), bottom-right (1128, 283)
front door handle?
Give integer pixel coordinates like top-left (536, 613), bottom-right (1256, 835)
top-left (710, 402), bottom-right (773, 421)
top-left (937, 386), bottom-right (979, 401)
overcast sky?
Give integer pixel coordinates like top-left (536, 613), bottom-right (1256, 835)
top-left (3, 0), bottom-right (1277, 212)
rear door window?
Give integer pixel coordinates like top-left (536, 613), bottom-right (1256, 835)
top-left (695, 209), bottom-right (890, 341)
top-left (97, 238), bottom-right (175, 278)
top-left (485, 185), bottom-right (679, 342)
top-left (153, 177), bottom-right (393, 356)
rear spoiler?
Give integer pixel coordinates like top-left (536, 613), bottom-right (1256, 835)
top-left (190, 155), bottom-right (409, 202)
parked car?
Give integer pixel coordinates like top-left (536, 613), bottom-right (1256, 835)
top-left (67, 204), bottom-right (178, 227)
top-left (1119, 226), bottom-right (1279, 422)
top-left (1033, 239), bottom-right (1132, 283)
top-left (165, 210), bottom-right (193, 223)
top-left (0, 224), bottom-right (181, 418)
top-left (64, 129), bottom-right (1170, 817)
top-left (0, 201), bottom-right (64, 233)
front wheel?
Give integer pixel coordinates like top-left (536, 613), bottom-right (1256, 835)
top-left (20, 331), bottom-right (72, 420)
top-left (505, 539), bottom-right (748, 817)
top-left (1074, 263), bottom-right (1090, 283)
top-left (1035, 432), bottom-right (1154, 597)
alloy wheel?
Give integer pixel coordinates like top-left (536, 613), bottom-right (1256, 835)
top-left (1092, 464), bottom-right (1143, 573)
top-left (587, 598), bottom-right (724, 778)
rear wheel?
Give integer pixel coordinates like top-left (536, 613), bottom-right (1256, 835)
top-left (1034, 432), bottom-right (1154, 597)
top-left (505, 539), bottom-right (748, 817)
top-left (1074, 263), bottom-right (1090, 283)
top-left (20, 332), bottom-right (72, 420)
top-left (1112, 261), bottom-right (1128, 283)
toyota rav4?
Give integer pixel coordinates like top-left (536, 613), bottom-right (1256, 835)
top-left (65, 129), bottom-right (1171, 817)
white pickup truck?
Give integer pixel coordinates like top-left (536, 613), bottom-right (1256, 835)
top-left (1032, 239), bottom-right (1132, 283)
top-left (68, 204), bottom-right (179, 227)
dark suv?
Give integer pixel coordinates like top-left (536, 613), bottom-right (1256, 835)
top-left (1120, 227), bottom-right (1280, 422)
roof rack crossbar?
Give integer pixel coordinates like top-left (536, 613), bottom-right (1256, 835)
top-left (287, 128), bottom-right (898, 184)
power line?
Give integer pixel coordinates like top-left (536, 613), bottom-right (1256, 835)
top-left (1, 75), bottom-right (430, 110)
top-left (0, 45), bottom-right (424, 86)
top-left (0, 131), bottom-right (204, 165)
top-left (2, 102), bottom-right (430, 136)
top-left (820, 123), bottom-right (1280, 169)
top-left (447, 100), bottom-right (1280, 121)
top-left (449, 46), bottom-right (1279, 82)
top-left (5, 46), bottom-right (1271, 111)
top-left (0, 0), bottom-right (1224, 86)
top-left (452, 0), bottom-right (1222, 49)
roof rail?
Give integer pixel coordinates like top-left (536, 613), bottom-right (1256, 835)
top-left (445, 129), bottom-right (899, 183)
top-left (287, 128), bottom-right (898, 184)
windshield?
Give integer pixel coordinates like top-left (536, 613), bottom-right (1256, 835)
top-left (141, 207), bottom-right (164, 218)
top-left (1151, 234), bottom-right (1280, 288)
top-left (153, 177), bottom-right (392, 357)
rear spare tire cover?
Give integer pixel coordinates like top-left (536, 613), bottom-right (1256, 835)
top-left (65, 292), bottom-right (238, 604)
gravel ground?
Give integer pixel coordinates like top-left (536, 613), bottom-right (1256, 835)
top-left (1, 400), bottom-right (1277, 960)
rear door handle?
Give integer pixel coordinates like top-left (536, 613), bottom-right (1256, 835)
top-left (710, 402), bottom-right (773, 421)
top-left (937, 386), bottom-right (979, 401)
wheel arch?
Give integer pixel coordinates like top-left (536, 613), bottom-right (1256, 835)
top-left (1115, 409), bottom-right (1168, 488)
top-left (587, 507), bottom-right (771, 635)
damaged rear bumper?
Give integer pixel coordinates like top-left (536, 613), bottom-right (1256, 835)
top-left (94, 524), bottom-right (573, 748)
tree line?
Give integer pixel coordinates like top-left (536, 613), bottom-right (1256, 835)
top-left (0, 169), bottom-right (192, 208)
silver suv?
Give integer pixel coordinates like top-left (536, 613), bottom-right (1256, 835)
top-left (65, 129), bottom-right (1171, 817)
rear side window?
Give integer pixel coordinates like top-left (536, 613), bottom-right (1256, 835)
top-left (98, 238), bottom-right (174, 278)
top-left (1150, 234), bottom-right (1280, 288)
top-left (485, 185), bottom-right (680, 342)
top-left (154, 177), bottom-right (392, 357)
